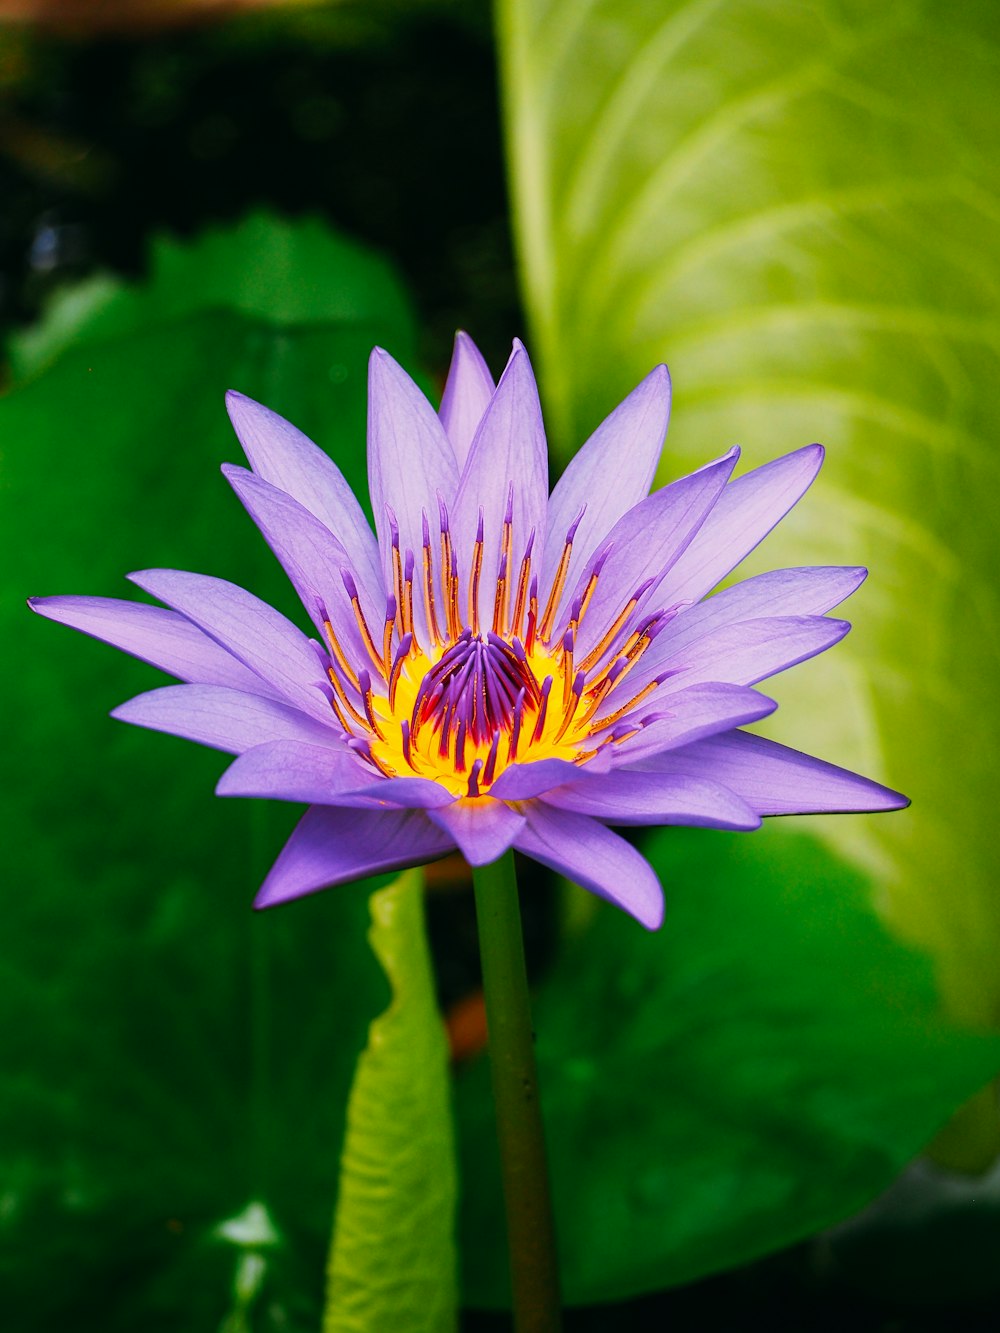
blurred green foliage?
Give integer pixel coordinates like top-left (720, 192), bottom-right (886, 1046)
top-left (0, 213), bottom-right (415, 1330)
top-left (457, 825), bottom-right (1000, 1306)
top-left (499, 0), bottom-right (1000, 1123)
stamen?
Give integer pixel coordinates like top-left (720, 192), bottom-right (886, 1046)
top-left (492, 550), bottom-right (509, 635)
top-left (573, 545), bottom-right (612, 636)
top-left (342, 569), bottom-right (386, 677)
top-left (553, 670), bottom-right (586, 744)
top-left (469, 507), bottom-right (484, 632)
top-left (538, 507), bottom-right (585, 644)
top-left (560, 626), bottom-right (575, 701)
top-left (421, 511), bottom-right (442, 647)
top-left (323, 618), bottom-right (360, 691)
top-left (598, 615), bottom-right (664, 693)
top-left (400, 718), bottom-right (413, 768)
top-left (387, 507), bottom-right (405, 636)
top-left (483, 731), bottom-right (502, 786)
top-left (453, 717), bottom-right (468, 773)
top-left (357, 668), bottom-right (384, 739)
top-left (509, 686), bottom-right (526, 763)
top-left (574, 669), bottom-right (617, 729)
top-left (388, 632), bottom-right (413, 712)
top-left (531, 675), bottom-right (553, 742)
top-left (590, 673), bottom-right (669, 732)
top-left (577, 576), bottom-right (656, 676)
top-left (402, 550), bottom-right (415, 638)
top-left (511, 530), bottom-right (535, 638)
top-left (467, 758), bottom-right (484, 798)
top-left (492, 485), bottom-right (514, 635)
top-left (348, 735), bottom-right (396, 777)
top-left (439, 498), bottom-right (462, 640)
top-left (326, 679), bottom-right (356, 736)
top-left (326, 662), bottom-right (368, 730)
top-left (525, 575), bottom-right (539, 653)
top-left (382, 596), bottom-right (396, 675)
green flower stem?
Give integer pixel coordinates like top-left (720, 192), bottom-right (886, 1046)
top-left (471, 850), bottom-right (562, 1332)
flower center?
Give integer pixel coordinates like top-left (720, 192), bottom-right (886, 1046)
top-left (319, 494), bottom-right (677, 798)
top-left (415, 630), bottom-right (541, 747)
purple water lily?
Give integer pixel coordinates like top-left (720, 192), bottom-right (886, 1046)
top-left (29, 334), bottom-right (907, 928)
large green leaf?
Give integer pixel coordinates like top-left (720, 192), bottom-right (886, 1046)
top-left (8, 210), bottom-right (415, 381)
top-left (456, 825), bottom-right (1000, 1306)
top-left (498, 0), bottom-right (1000, 1052)
top-left (324, 871), bottom-right (457, 1333)
top-left (0, 215), bottom-right (417, 1329)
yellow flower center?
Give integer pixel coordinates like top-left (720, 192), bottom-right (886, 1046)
top-left (320, 499), bottom-right (669, 798)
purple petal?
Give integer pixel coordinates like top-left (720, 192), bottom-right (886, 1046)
top-left (28, 594), bottom-right (282, 698)
top-left (515, 804), bottom-right (664, 929)
top-left (223, 465), bottom-right (375, 654)
top-left (451, 341), bottom-right (548, 602)
top-left (255, 804), bottom-right (453, 908)
top-left (127, 568), bottom-right (331, 722)
top-left (367, 348), bottom-right (460, 628)
top-left (339, 776), bottom-right (456, 809)
top-left (542, 364), bottom-right (670, 617)
top-left (637, 730), bottom-right (909, 814)
top-left (428, 798), bottom-right (526, 866)
top-left (226, 391), bottom-right (383, 602)
top-left (568, 448), bottom-right (739, 660)
top-left (661, 567), bottom-right (867, 654)
top-left (541, 769), bottom-right (760, 830)
top-left (629, 565), bottom-right (865, 690)
top-left (610, 682), bottom-right (777, 764)
top-left (217, 739), bottom-right (376, 802)
top-left (488, 752), bottom-right (611, 801)
top-left (614, 615), bottom-right (850, 705)
top-left (113, 684), bottom-right (341, 755)
top-left (662, 444), bottom-right (824, 606)
top-left (438, 331), bottom-right (496, 466)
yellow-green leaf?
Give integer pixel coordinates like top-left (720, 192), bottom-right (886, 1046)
top-left (324, 870), bottom-right (458, 1333)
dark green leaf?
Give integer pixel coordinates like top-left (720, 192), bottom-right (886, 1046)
top-left (456, 826), bottom-right (1000, 1305)
top-left (0, 214), bottom-right (418, 1330)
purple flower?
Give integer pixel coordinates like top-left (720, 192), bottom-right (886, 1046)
top-left (29, 335), bottom-right (907, 928)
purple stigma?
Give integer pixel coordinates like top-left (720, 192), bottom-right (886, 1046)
top-left (566, 505), bottom-right (587, 544)
top-left (414, 630), bottom-right (539, 748)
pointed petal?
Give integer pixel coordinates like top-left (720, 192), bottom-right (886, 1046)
top-left (255, 804), bottom-right (452, 908)
top-left (542, 364), bottom-right (670, 614)
top-left (663, 444), bottom-right (825, 605)
top-left (127, 568), bottom-right (331, 722)
top-left (615, 615), bottom-right (851, 705)
top-left (568, 448), bottom-right (739, 660)
top-left (488, 752), bottom-right (611, 801)
top-left (217, 739), bottom-right (374, 802)
top-left (451, 341), bottom-right (549, 606)
top-left (541, 769), bottom-right (760, 830)
top-left (428, 798), bottom-right (526, 866)
top-left (223, 465), bottom-right (376, 656)
top-left (220, 746), bottom-right (451, 810)
top-left (112, 684), bottom-right (341, 755)
top-left (633, 566), bottom-right (866, 685)
top-left (367, 348), bottom-right (460, 605)
top-left (515, 805), bottom-right (664, 929)
top-left (438, 331), bottom-right (496, 466)
top-left (610, 682), bottom-right (777, 764)
top-left (671, 566), bottom-right (865, 640)
top-left (28, 594), bottom-right (282, 697)
top-left (339, 776), bottom-right (456, 809)
top-left (638, 730), bottom-right (909, 815)
top-left (226, 390), bottom-right (382, 601)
